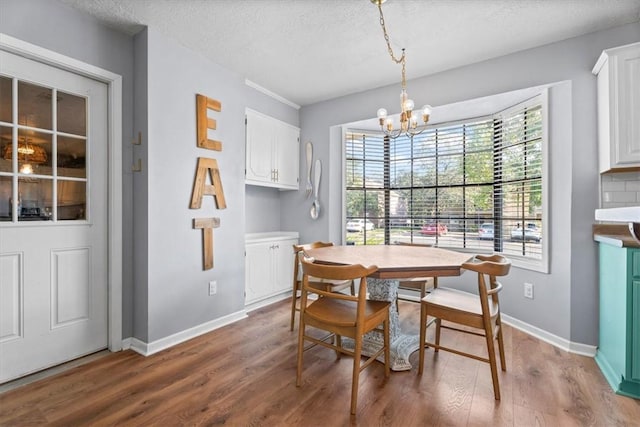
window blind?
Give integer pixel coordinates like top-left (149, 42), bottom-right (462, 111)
top-left (345, 95), bottom-right (544, 263)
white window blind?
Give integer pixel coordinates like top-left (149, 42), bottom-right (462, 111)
top-left (345, 94), bottom-right (546, 269)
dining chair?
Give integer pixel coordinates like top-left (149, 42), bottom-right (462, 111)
top-left (296, 256), bottom-right (391, 415)
top-left (290, 242), bottom-right (355, 331)
top-left (418, 254), bottom-right (511, 400)
top-left (395, 242), bottom-right (437, 307)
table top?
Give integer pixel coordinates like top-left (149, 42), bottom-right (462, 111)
top-left (305, 245), bottom-right (473, 279)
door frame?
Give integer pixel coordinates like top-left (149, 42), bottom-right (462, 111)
top-left (0, 33), bottom-right (123, 351)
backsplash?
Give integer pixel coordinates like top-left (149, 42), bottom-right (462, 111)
top-left (601, 171), bottom-right (640, 208)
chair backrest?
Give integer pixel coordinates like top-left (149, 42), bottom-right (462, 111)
top-left (462, 254), bottom-right (511, 308)
top-left (292, 241), bottom-right (334, 286)
top-left (300, 257), bottom-right (378, 320)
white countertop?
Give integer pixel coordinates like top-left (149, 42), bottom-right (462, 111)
top-left (595, 206), bottom-right (640, 222)
top-left (246, 231), bottom-right (299, 243)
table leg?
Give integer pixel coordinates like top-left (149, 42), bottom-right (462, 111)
top-left (341, 277), bottom-right (421, 371)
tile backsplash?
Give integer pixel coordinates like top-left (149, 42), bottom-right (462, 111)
top-left (601, 171), bottom-right (640, 208)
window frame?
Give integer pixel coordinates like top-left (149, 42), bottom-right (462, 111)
top-left (342, 90), bottom-right (549, 272)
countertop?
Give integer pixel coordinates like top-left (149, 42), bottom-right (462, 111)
top-left (593, 224), bottom-right (640, 248)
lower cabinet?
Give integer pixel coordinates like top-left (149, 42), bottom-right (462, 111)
top-left (245, 232), bottom-right (298, 305)
top-left (596, 243), bottom-right (640, 399)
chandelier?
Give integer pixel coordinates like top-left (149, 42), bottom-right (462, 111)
top-left (372, 0), bottom-right (432, 139)
top-left (2, 139), bottom-right (48, 174)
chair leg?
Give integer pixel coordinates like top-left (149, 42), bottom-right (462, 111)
top-left (485, 327), bottom-right (501, 400)
top-left (496, 320), bottom-right (506, 371)
top-left (384, 316), bottom-right (390, 378)
top-left (290, 286), bottom-right (298, 331)
top-left (350, 337), bottom-right (362, 415)
top-left (296, 316), bottom-right (306, 387)
top-left (434, 318), bottom-right (442, 352)
top-left (419, 302), bottom-right (427, 375)
top-left (335, 334), bottom-right (342, 359)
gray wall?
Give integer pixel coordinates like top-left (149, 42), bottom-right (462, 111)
top-left (0, 0), bottom-right (136, 339)
top-left (141, 28), bottom-right (299, 342)
top-left (132, 29), bottom-right (149, 341)
top-left (284, 23), bottom-right (640, 345)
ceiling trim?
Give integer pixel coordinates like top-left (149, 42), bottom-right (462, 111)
top-left (245, 79), bottom-right (300, 110)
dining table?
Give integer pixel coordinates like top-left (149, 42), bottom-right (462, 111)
top-left (304, 244), bottom-right (473, 371)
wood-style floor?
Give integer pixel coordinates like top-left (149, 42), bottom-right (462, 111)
top-left (1, 299), bottom-right (639, 426)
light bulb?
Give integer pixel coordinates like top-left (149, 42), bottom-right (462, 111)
top-left (404, 99), bottom-right (414, 112)
top-left (422, 104), bottom-right (433, 123)
top-left (385, 118), bottom-right (393, 132)
top-left (377, 108), bottom-right (388, 119)
top-left (20, 163), bottom-right (33, 174)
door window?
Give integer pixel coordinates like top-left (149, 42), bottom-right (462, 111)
top-left (0, 75), bottom-right (88, 222)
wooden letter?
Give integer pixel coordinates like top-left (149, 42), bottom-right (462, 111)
top-left (193, 217), bottom-right (220, 270)
top-left (190, 157), bottom-right (227, 210)
top-left (196, 94), bottom-right (222, 151)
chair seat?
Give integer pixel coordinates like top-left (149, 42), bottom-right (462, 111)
top-left (424, 287), bottom-right (498, 318)
top-left (305, 298), bottom-right (390, 327)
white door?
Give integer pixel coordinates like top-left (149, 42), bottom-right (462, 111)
top-left (0, 51), bottom-right (108, 383)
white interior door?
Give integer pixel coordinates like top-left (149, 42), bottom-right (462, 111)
top-left (0, 50), bottom-right (108, 383)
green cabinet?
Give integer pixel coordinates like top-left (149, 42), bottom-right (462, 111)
top-left (596, 244), bottom-right (640, 399)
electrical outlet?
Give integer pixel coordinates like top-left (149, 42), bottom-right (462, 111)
top-left (524, 282), bottom-right (534, 299)
top-left (209, 280), bottom-right (217, 296)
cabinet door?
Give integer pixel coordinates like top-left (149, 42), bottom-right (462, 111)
top-left (615, 46), bottom-right (640, 168)
top-left (245, 242), bottom-right (273, 304)
top-left (630, 250), bottom-right (640, 382)
top-left (273, 239), bottom-right (296, 294)
top-left (274, 123), bottom-right (300, 190)
top-left (245, 110), bottom-right (275, 185)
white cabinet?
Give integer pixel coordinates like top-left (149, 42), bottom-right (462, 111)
top-left (245, 232), bottom-right (298, 305)
top-left (245, 109), bottom-right (300, 190)
top-left (593, 42), bottom-right (640, 173)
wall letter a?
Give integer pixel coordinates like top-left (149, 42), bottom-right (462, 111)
top-left (190, 157), bottom-right (227, 209)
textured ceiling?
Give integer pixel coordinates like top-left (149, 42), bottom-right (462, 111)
top-left (60, 0), bottom-right (640, 107)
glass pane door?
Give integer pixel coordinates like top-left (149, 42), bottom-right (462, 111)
top-left (0, 75), bottom-right (88, 222)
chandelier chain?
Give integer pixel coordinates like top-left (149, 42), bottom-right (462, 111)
top-left (376, 2), bottom-right (406, 88)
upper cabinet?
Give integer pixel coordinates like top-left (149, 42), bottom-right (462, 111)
top-left (593, 42), bottom-right (640, 173)
top-left (245, 108), bottom-right (300, 190)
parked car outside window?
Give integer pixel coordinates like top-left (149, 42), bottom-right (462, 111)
top-left (346, 219), bottom-right (375, 232)
top-left (478, 222), bottom-right (494, 240)
top-left (511, 223), bottom-right (541, 242)
top-left (420, 223), bottom-right (448, 236)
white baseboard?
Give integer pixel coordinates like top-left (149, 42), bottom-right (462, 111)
top-left (121, 296), bottom-right (597, 359)
top-left (501, 314), bottom-right (597, 357)
top-left (121, 337), bottom-right (133, 350)
top-left (123, 309), bottom-right (248, 357)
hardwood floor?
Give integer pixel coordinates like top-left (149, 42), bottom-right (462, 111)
top-left (1, 300), bottom-right (639, 426)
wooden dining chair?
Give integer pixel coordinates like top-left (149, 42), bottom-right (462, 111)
top-left (296, 256), bottom-right (391, 415)
top-left (418, 254), bottom-right (511, 400)
top-left (394, 242), bottom-right (437, 307)
top-left (290, 242), bottom-right (356, 330)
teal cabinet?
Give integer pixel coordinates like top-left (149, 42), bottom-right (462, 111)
top-left (596, 244), bottom-right (640, 399)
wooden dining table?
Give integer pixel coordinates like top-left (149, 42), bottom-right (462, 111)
top-left (304, 244), bottom-right (473, 371)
